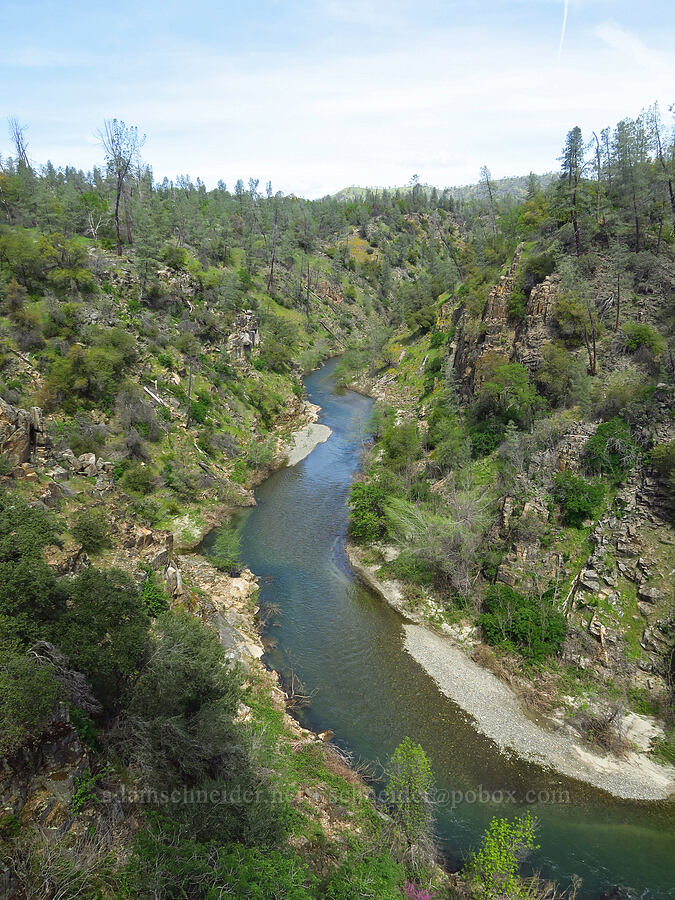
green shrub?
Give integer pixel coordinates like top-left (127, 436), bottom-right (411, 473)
top-left (553, 470), bottom-right (604, 527)
top-left (325, 852), bottom-right (403, 900)
top-left (536, 343), bottom-right (588, 409)
top-left (465, 813), bottom-right (539, 900)
top-left (72, 509), bottom-right (110, 554)
top-left (382, 422), bottom-right (420, 471)
top-left (0, 652), bottom-right (62, 753)
top-left (120, 463), bottom-right (155, 495)
top-left (620, 323), bottom-right (664, 355)
top-left (348, 481), bottom-right (388, 543)
top-left (551, 294), bottom-right (587, 346)
top-left (208, 527), bottom-right (242, 576)
top-left (475, 363), bottom-right (542, 431)
top-left (0, 492), bottom-right (66, 648)
top-left (479, 584), bottom-right (567, 660)
top-left (127, 826), bottom-right (314, 899)
top-left (58, 568), bottom-right (149, 712)
top-left (141, 565), bottom-right (171, 618)
top-left (652, 440), bottom-right (675, 477)
top-left (385, 737), bottom-right (434, 845)
top-left (583, 417), bottom-right (639, 480)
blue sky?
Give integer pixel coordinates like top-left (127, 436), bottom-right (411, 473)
top-left (1, 0), bottom-right (673, 196)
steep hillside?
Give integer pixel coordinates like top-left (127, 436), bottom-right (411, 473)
top-left (338, 108), bottom-right (675, 773)
top-left (0, 105), bottom-right (673, 898)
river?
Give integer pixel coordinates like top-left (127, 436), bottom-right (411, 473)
top-left (205, 357), bottom-right (674, 899)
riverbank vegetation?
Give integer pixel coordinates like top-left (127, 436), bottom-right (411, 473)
top-left (0, 105), bottom-right (673, 895)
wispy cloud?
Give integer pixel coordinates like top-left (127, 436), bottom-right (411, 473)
top-left (558, 0), bottom-right (569, 56)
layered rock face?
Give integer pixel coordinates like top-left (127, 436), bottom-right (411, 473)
top-left (451, 246), bottom-right (559, 393)
top-left (0, 398), bottom-right (49, 466)
top-left (226, 311), bottom-right (260, 363)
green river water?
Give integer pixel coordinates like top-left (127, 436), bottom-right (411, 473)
top-left (205, 357), bottom-right (674, 899)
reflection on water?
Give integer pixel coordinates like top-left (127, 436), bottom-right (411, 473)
top-left (208, 357), bottom-right (675, 899)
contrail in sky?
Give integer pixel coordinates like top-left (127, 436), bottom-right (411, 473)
top-left (558, 0), bottom-right (569, 56)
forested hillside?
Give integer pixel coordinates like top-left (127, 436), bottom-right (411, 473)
top-left (0, 103), bottom-right (673, 898)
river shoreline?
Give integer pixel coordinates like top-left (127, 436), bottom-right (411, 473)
top-left (346, 544), bottom-right (674, 801)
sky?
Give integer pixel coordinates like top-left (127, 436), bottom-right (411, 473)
top-left (1, 0), bottom-right (673, 197)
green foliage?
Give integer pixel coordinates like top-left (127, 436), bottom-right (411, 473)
top-left (208, 526), bottom-right (242, 575)
top-left (0, 492), bottom-right (65, 648)
top-left (474, 363), bottom-right (542, 433)
top-left (620, 323), bottom-right (665, 356)
top-left (70, 707), bottom-right (98, 750)
top-left (119, 462), bottom-right (155, 495)
top-left (325, 852), bottom-right (404, 900)
top-left (259, 314), bottom-right (299, 374)
top-left (126, 824), bottom-right (314, 899)
top-left (553, 470), bottom-right (605, 527)
top-left (583, 416), bottom-right (639, 480)
top-left (385, 737), bottom-right (434, 845)
top-left (479, 584), bottom-right (567, 661)
top-left (348, 480), bottom-right (388, 543)
top-left (652, 440), bottom-right (675, 477)
top-left (141, 565), bottom-right (171, 617)
top-left (161, 242), bottom-right (189, 271)
top-left (593, 365), bottom-right (653, 423)
top-left (58, 567), bottom-right (149, 712)
top-left (465, 813), bottom-right (539, 900)
top-left (0, 651), bottom-right (62, 753)
top-left (71, 508), bottom-right (110, 554)
top-left (42, 327), bottom-right (137, 412)
top-left (382, 422), bottom-right (420, 471)
top-left (72, 768), bottom-right (107, 816)
top-left (551, 294), bottom-right (587, 347)
top-left (535, 343), bottom-right (588, 409)
top-left (126, 610), bottom-right (243, 772)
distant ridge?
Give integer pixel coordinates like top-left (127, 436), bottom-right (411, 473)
top-left (332, 172), bottom-right (555, 203)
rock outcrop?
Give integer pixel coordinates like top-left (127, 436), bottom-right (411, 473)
top-left (226, 311), bottom-right (260, 363)
top-left (0, 398), bottom-right (49, 467)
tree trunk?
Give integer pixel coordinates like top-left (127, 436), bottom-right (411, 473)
top-left (123, 189), bottom-right (133, 246)
top-left (615, 272), bottom-right (620, 332)
top-left (114, 176), bottom-right (123, 256)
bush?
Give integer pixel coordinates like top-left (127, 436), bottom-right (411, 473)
top-left (209, 527), bottom-right (241, 576)
top-left (326, 852), bottom-right (403, 900)
top-left (0, 492), bottom-right (66, 648)
top-left (119, 463), bottom-right (155, 495)
top-left (652, 440), bottom-right (675, 477)
top-left (382, 422), bottom-right (420, 471)
top-left (0, 652), bottom-right (62, 753)
top-left (593, 364), bottom-right (652, 423)
top-left (141, 565), bottom-right (171, 618)
top-left (479, 584), bottom-right (567, 661)
top-left (465, 813), bottom-right (538, 900)
top-left (583, 417), bottom-right (639, 480)
top-left (551, 294), bottom-right (587, 346)
top-left (535, 343), bottom-right (588, 409)
top-left (125, 610), bottom-right (242, 786)
top-left (348, 480), bottom-right (388, 543)
top-left (475, 363), bottom-right (542, 431)
top-left (127, 828), bottom-right (314, 899)
top-left (620, 323), bottom-right (665, 356)
top-left (385, 737), bottom-right (434, 846)
top-left (553, 470), bottom-right (604, 527)
top-left (72, 509), bottom-right (110, 554)
top-left (58, 568), bottom-right (149, 713)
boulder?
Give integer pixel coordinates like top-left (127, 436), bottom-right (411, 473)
top-left (77, 452), bottom-right (96, 470)
top-left (637, 584), bottom-right (664, 604)
top-left (148, 547), bottom-right (170, 571)
top-left (580, 569), bottom-right (600, 592)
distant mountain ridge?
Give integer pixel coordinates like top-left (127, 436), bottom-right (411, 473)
top-left (332, 171), bottom-right (555, 203)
